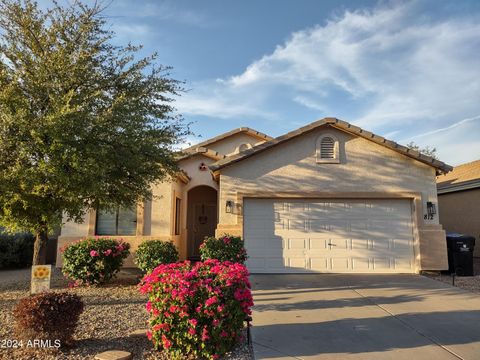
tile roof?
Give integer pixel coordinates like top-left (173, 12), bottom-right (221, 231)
top-left (437, 160), bottom-right (480, 193)
top-left (177, 127), bottom-right (272, 161)
top-left (209, 117), bottom-right (453, 174)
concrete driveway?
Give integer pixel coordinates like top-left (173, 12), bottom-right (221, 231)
top-left (251, 274), bottom-right (480, 360)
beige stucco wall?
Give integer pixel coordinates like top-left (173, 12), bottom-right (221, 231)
top-left (438, 188), bottom-right (480, 257)
top-left (208, 132), bottom-right (265, 156)
top-left (149, 180), bottom-right (175, 235)
top-left (216, 126), bottom-right (447, 271)
top-left (55, 137), bottom-right (249, 267)
top-left (179, 155), bottom-right (219, 192)
top-left (56, 179), bottom-right (183, 267)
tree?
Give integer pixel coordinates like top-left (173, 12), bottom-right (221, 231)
top-left (405, 141), bottom-right (437, 159)
top-left (0, 0), bottom-right (188, 264)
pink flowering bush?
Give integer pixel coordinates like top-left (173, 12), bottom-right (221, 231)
top-left (139, 260), bottom-right (253, 359)
top-left (61, 237), bottom-right (130, 285)
top-left (199, 235), bottom-right (248, 264)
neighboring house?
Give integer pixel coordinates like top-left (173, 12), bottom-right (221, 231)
top-left (437, 160), bottom-right (480, 257)
top-left (57, 117), bottom-right (452, 273)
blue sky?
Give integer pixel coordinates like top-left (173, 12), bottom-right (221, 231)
top-left (53, 1), bottom-right (480, 165)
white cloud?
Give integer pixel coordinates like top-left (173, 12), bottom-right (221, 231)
top-left (178, 1), bottom-right (480, 149)
top-left (402, 115), bottom-right (480, 142)
top-left (112, 1), bottom-right (210, 27)
top-left (415, 117), bottom-right (480, 166)
top-left (398, 114), bottom-right (480, 166)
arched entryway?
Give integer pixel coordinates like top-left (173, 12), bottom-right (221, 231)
top-left (187, 185), bottom-right (218, 259)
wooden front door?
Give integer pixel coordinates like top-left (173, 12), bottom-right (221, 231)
top-left (191, 203), bottom-right (217, 258)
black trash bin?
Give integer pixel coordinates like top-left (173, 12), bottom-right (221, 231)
top-left (446, 233), bottom-right (475, 276)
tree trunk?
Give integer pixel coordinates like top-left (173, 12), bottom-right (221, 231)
top-left (32, 226), bottom-right (48, 265)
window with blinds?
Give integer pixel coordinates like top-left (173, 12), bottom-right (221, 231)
top-left (320, 137), bottom-right (335, 159)
top-left (96, 207), bottom-right (137, 235)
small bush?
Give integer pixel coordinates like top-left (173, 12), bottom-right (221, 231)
top-left (61, 237), bottom-right (130, 285)
top-left (13, 292), bottom-right (84, 347)
top-left (199, 235), bottom-right (247, 264)
top-left (0, 232), bottom-right (35, 269)
top-left (140, 260), bottom-right (253, 359)
top-left (135, 240), bottom-right (179, 273)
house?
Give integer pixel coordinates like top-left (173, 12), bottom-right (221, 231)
top-left (57, 117), bottom-right (452, 273)
top-left (437, 160), bottom-right (480, 257)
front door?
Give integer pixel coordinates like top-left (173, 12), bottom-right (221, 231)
top-left (191, 203), bottom-right (217, 257)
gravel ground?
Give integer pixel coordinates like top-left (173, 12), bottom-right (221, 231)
top-left (423, 257), bottom-right (480, 293)
top-left (0, 268), bottom-right (253, 360)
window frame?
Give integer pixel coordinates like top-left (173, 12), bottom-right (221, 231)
top-left (174, 197), bottom-right (181, 235)
top-left (316, 133), bottom-right (340, 164)
top-left (95, 206), bottom-right (137, 236)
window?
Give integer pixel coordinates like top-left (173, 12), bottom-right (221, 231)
top-left (316, 134), bottom-right (340, 163)
top-left (96, 207), bottom-right (137, 235)
top-left (174, 197), bottom-right (181, 235)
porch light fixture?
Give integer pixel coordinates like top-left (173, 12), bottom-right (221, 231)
top-left (426, 201), bottom-right (436, 220)
top-left (225, 200), bottom-right (234, 213)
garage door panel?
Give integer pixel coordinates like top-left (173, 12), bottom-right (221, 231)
top-left (244, 198), bottom-right (415, 274)
top-left (329, 238), bottom-right (352, 250)
top-left (288, 219), bottom-right (307, 231)
top-left (244, 236), bottom-right (267, 250)
top-left (309, 238), bottom-right (328, 250)
top-left (310, 257), bottom-right (329, 270)
top-left (248, 257), bottom-right (266, 271)
top-left (308, 220), bottom-right (349, 233)
top-left (352, 238), bottom-right (373, 250)
top-left (395, 258), bottom-right (413, 270)
top-left (308, 220), bottom-right (330, 233)
top-left (372, 257), bottom-right (392, 270)
top-left (265, 257), bottom-right (286, 271)
top-left (331, 257), bottom-right (350, 271)
top-left (352, 258), bottom-right (370, 270)
top-left (244, 219), bottom-right (274, 233)
top-left (287, 238), bottom-right (307, 249)
top-left (288, 258), bottom-right (307, 269)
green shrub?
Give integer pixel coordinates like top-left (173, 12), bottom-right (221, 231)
top-left (0, 232), bottom-right (35, 269)
top-left (13, 291), bottom-right (84, 347)
top-left (199, 235), bottom-right (247, 264)
top-left (61, 237), bottom-right (130, 285)
top-left (140, 260), bottom-right (253, 359)
top-left (134, 240), bottom-right (179, 273)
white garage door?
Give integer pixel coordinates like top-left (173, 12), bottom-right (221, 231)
top-left (243, 198), bottom-right (415, 273)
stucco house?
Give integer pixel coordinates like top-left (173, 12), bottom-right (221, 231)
top-left (437, 160), bottom-right (480, 257)
top-left (57, 117), bottom-right (452, 273)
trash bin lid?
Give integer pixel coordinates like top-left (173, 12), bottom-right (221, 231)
top-left (446, 233), bottom-right (475, 249)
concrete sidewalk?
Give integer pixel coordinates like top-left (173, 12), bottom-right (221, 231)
top-left (251, 274), bottom-right (480, 360)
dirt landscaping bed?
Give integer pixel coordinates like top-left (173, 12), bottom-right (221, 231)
top-left (423, 257), bottom-right (480, 293)
top-left (0, 268), bottom-right (253, 360)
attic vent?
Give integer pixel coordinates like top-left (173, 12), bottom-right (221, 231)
top-left (320, 137), bottom-right (335, 159)
top-left (235, 143), bottom-right (252, 154)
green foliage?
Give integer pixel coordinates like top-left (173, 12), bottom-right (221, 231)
top-left (199, 235), bottom-right (248, 264)
top-left (0, 0), bottom-right (188, 263)
top-left (134, 240), bottom-right (179, 273)
top-left (0, 232), bottom-right (35, 268)
top-left (13, 291), bottom-right (84, 346)
top-left (406, 141), bottom-right (437, 159)
top-left (61, 237), bottom-right (130, 285)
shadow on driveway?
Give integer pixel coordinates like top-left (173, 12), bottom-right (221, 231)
top-left (251, 274), bottom-right (480, 360)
